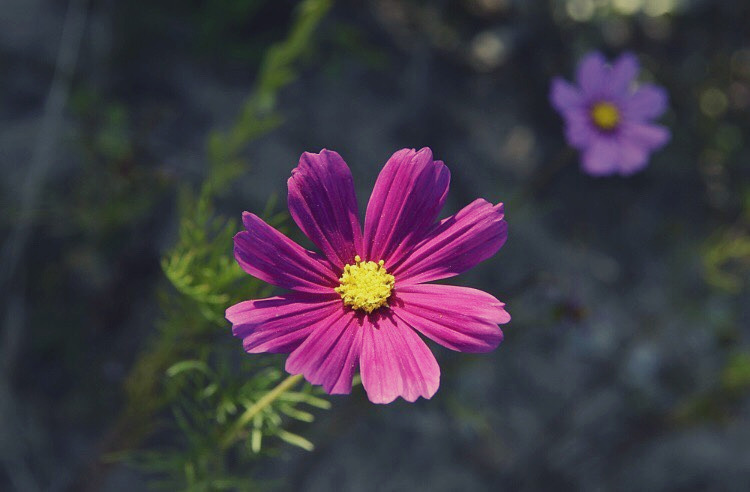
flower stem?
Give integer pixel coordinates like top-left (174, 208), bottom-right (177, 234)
top-left (221, 373), bottom-right (304, 449)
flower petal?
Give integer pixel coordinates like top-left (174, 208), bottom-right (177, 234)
top-left (234, 212), bottom-right (339, 293)
top-left (620, 121), bottom-right (671, 149)
top-left (359, 314), bottom-right (440, 404)
top-left (393, 284), bottom-right (508, 353)
top-left (623, 84), bottom-right (668, 120)
top-left (288, 150), bottom-right (362, 269)
top-left (550, 77), bottom-right (584, 113)
top-left (608, 52), bottom-right (639, 96)
top-left (285, 308), bottom-right (362, 395)
top-left (392, 199), bottom-right (507, 285)
top-left (564, 110), bottom-right (596, 148)
top-left (616, 138), bottom-right (650, 176)
top-left (227, 293), bottom-right (340, 354)
top-left (363, 148), bottom-right (450, 266)
top-left (581, 136), bottom-right (620, 176)
top-left (576, 51), bottom-right (608, 96)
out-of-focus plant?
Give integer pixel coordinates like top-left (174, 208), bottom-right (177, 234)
top-left (109, 0), bottom-right (334, 487)
top-left (703, 190), bottom-right (750, 293)
top-left (673, 349), bottom-right (750, 425)
top-left (677, 193), bottom-right (750, 425)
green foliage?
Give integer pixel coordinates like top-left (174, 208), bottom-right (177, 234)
top-left (119, 362), bottom-right (328, 490)
top-left (161, 191), bottom-right (283, 325)
top-left (704, 232), bottom-right (750, 293)
top-left (673, 349), bottom-right (750, 425)
top-left (195, 0), bottom-right (285, 62)
top-left (703, 191), bottom-right (750, 294)
top-left (113, 0), bottom-right (335, 487)
top-left (68, 90), bottom-right (169, 236)
top-left (721, 351), bottom-right (750, 392)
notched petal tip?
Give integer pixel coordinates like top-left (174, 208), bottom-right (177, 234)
top-left (240, 210), bottom-right (258, 231)
top-left (415, 146), bottom-right (433, 158)
top-left (576, 51), bottom-right (609, 94)
top-left (364, 147), bottom-right (450, 264)
top-left (286, 149), bottom-right (362, 268)
top-left (359, 315), bottom-right (441, 404)
top-left (393, 197), bottom-right (508, 284)
top-left (493, 201), bottom-right (505, 217)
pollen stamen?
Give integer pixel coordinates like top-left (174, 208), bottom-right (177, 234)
top-left (335, 255), bottom-right (395, 313)
top-left (590, 101), bottom-right (621, 131)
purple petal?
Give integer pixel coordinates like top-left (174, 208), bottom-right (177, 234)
top-left (394, 284), bottom-right (508, 353)
top-left (550, 77), bottom-right (584, 113)
top-left (288, 150), bottom-right (363, 269)
top-left (576, 51), bottom-right (608, 96)
top-left (608, 52), bottom-right (639, 96)
top-left (581, 136), bottom-right (620, 176)
top-left (564, 110), bottom-right (596, 149)
top-left (363, 148), bottom-right (450, 266)
top-left (620, 121), bottom-right (671, 149)
top-left (616, 138), bottom-right (650, 176)
top-left (234, 212), bottom-right (339, 293)
top-left (227, 293), bottom-right (340, 354)
top-left (623, 84), bottom-right (669, 120)
top-left (286, 308), bottom-right (362, 395)
top-left (392, 199), bottom-right (507, 285)
top-left (359, 314), bottom-right (440, 404)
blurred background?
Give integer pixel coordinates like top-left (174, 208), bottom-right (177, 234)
top-left (1, 0), bottom-right (749, 490)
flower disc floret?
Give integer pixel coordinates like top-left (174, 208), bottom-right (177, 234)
top-left (335, 255), bottom-right (395, 313)
top-left (590, 101), bottom-right (620, 130)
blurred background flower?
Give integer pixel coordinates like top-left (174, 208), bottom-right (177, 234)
top-left (550, 51), bottom-right (670, 175)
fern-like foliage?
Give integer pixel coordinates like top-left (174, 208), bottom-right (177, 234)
top-left (112, 0), bottom-right (335, 487)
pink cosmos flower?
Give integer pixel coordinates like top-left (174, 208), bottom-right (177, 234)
top-left (550, 51), bottom-right (671, 176)
top-left (226, 148), bottom-right (509, 404)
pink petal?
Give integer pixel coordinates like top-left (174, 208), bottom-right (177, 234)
top-left (286, 309), bottom-right (362, 395)
top-left (288, 150), bottom-right (363, 269)
top-left (608, 52), bottom-right (639, 96)
top-left (234, 212), bottom-right (339, 294)
top-left (227, 293), bottom-right (340, 354)
top-left (392, 199), bottom-right (507, 285)
top-left (359, 315), bottom-right (440, 404)
top-left (623, 84), bottom-right (668, 120)
top-left (363, 148), bottom-right (450, 266)
top-left (576, 51), bottom-right (608, 96)
top-left (394, 284), bottom-right (508, 353)
top-left (550, 77), bottom-right (583, 113)
top-left (581, 136), bottom-right (620, 176)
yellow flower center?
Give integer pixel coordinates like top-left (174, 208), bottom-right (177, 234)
top-left (590, 101), bottom-right (621, 130)
top-left (335, 255), bottom-right (395, 313)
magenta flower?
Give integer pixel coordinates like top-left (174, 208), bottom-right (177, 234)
top-left (550, 51), bottom-right (671, 176)
top-left (226, 148), bottom-right (509, 404)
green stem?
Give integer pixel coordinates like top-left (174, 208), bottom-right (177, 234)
top-left (221, 373), bottom-right (304, 449)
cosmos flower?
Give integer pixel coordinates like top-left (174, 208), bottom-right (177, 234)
top-left (550, 51), bottom-right (671, 176)
top-left (226, 148), bottom-right (509, 404)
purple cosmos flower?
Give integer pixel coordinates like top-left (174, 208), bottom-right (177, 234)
top-left (226, 148), bottom-right (509, 404)
top-left (550, 51), bottom-right (671, 176)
